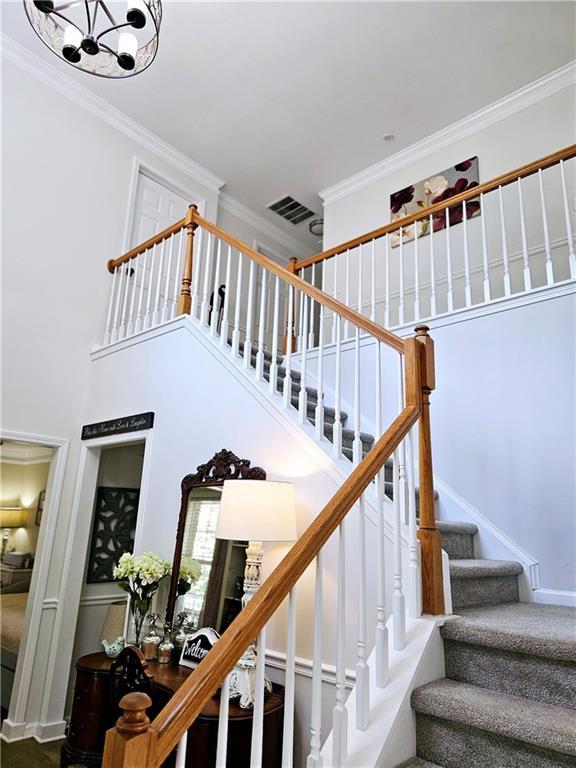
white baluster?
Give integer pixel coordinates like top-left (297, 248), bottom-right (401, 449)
top-left (480, 194), bottom-right (491, 302)
top-left (414, 222), bottom-right (421, 321)
top-left (374, 341), bottom-right (388, 686)
top-left (135, 247), bottom-right (148, 334)
top-left (283, 285), bottom-right (294, 408)
top-left (128, 256), bottom-right (140, 336)
top-left (255, 267), bottom-right (267, 381)
top-left (398, 228), bottom-right (405, 325)
top-left (315, 278), bottom-right (325, 441)
top-left (189, 226), bottom-right (201, 318)
top-left (298, 277), bottom-right (305, 350)
top-left (370, 239), bottom-right (376, 322)
top-left (445, 209), bottom-right (454, 312)
top-left (332, 314), bottom-right (343, 458)
top-left (392, 446), bottom-right (406, 650)
top-left (357, 244), bottom-right (363, 316)
top-left (215, 674), bottom-right (230, 768)
top-left (282, 588), bottom-right (297, 768)
top-left (144, 244), bottom-right (157, 330)
top-left (250, 627), bottom-right (266, 767)
top-left (161, 235), bottom-right (174, 323)
top-left (307, 552), bottom-right (323, 768)
top-left (498, 186), bottom-right (512, 296)
top-left (200, 232), bottom-right (213, 326)
top-left (352, 326), bottom-right (362, 464)
top-left (560, 159), bottom-right (576, 278)
top-left (220, 244), bottom-right (232, 345)
top-left (243, 260), bottom-right (255, 368)
top-left (308, 264), bottom-right (316, 348)
top-left (429, 215), bottom-right (437, 316)
top-left (210, 238), bottom-right (222, 335)
top-left (152, 239), bottom-right (166, 326)
top-left (406, 429), bottom-right (421, 618)
top-left (119, 261), bottom-right (131, 340)
top-left (269, 276), bottom-right (280, 393)
top-left (344, 249), bottom-right (351, 337)
top-left (356, 494), bottom-right (369, 731)
top-left (104, 266), bottom-right (120, 344)
top-left (298, 292), bottom-right (309, 424)
top-left (462, 201), bottom-right (472, 307)
top-left (175, 732), bottom-right (188, 768)
top-left (332, 520), bottom-right (348, 768)
top-left (384, 234), bottom-right (391, 327)
top-left (538, 169), bottom-right (554, 285)
top-left (231, 252), bottom-right (244, 356)
top-left (332, 254), bottom-right (339, 343)
top-left (517, 178), bottom-right (532, 292)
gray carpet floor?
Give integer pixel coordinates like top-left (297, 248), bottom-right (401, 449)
top-left (1, 738), bottom-right (63, 767)
top-left (441, 601), bottom-right (576, 661)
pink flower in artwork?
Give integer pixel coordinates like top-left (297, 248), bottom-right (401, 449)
top-left (391, 185), bottom-right (415, 214)
top-left (454, 159), bottom-right (474, 172)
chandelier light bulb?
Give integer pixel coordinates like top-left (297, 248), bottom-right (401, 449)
top-left (62, 24), bottom-right (82, 63)
top-left (118, 32), bottom-right (138, 71)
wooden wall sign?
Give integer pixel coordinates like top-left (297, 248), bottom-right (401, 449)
top-left (81, 412), bottom-right (154, 440)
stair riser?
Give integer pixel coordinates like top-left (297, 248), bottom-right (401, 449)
top-left (450, 574), bottom-right (519, 610)
top-left (443, 639), bottom-right (576, 710)
top-left (415, 713), bottom-right (575, 768)
top-left (439, 532), bottom-right (475, 560)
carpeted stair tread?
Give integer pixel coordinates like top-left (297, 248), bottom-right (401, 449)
top-left (441, 602), bottom-right (576, 662)
top-left (411, 679), bottom-right (576, 757)
top-left (436, 520), bottom-right (478, 535)
top-left (395, 758), bottom-right (443, 768)
top-left (449, 559), bottom-right (523, 578)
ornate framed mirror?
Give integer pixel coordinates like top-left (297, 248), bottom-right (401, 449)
top-left (165, 449), bottom-right (266, 630)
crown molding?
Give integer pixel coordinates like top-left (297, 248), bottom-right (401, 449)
top-left (2, 35), bottom-right (226, 194)
top-left (219, 192), bottom-right (311, 259)
top-left (320, 60), bottom-right (576, 205)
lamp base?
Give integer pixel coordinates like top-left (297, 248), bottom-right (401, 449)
top-left (228, 651), bottom-right (272, 709)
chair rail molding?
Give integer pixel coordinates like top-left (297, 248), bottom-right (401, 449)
top-left (320, 60), bottom-right (576, 204)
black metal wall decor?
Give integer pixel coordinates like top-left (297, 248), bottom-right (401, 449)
top-left (87, 487), bottom-right (140, 583)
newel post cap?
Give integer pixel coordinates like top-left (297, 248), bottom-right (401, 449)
top-left (414, 324), bottom-right (430, 337)
top-left (116, 691), bottom-right (152, 735)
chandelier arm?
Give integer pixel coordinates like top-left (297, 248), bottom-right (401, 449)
top-left (83, 0), bottom-right (91, 33)
top-left (47, 8), bottom-right (82, 32)
top-left (96, 20), bottom-right (133, 41)
top-left (98, 41), bottom-right (120, 60)
top-left (90, 0), bottom-right (99, 32)
top-left (53, 2), bottom-right (85, 11)
top-left (99, 0), bottom-right (118, 28)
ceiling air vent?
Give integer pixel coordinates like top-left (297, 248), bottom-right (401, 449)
top-left (267, 196), bottom-right (316, 226)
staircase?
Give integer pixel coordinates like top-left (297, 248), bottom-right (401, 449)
top-left (397, 521), bottom-right (576, 768)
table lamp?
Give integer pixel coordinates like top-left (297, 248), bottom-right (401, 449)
top-left (0, 506), bottom-right (25, 558)
top-left (216, 480), bottom-right (297, 707)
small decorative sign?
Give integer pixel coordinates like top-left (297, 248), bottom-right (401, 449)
top-left (81, 412), bottom-right (154, 440)
top-left (180, 627), bottom-right (220, 669)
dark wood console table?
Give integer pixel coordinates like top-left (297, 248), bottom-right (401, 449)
top-left (61, 651), bottom-right (284, 768)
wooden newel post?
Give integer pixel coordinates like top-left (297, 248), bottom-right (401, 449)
top-left (283, 257), bottom-right (298, 353)
top-left (177, 204), bottom-right (199, 316)
top-left (414, 325), bottom-right (445, 615)
top-left (102, 692), bottom-right (156, 768)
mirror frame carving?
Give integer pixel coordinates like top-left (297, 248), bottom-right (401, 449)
top-left (165, 449), bottom-right (266, 628)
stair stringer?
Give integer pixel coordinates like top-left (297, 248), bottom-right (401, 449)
top-left (320, 616), bottom-right (447, 768)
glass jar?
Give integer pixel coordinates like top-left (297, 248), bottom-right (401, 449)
top-left (141, 613), bottom-right (161, 661)
top-left (157, 624), bottom-right (174, 664)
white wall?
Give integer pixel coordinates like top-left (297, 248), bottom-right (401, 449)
top-left (318, 81), bottom-right (576, 596)
top-left (0, 461), bottom-right (51, 556)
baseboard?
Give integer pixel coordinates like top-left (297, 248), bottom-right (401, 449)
top-left (433, 475), bottom-right (541, 602)
top-left (533, 588), bottom-right (576, 607)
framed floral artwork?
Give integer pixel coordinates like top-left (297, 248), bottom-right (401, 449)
top-left (390, 157), bottom-right (480, 246)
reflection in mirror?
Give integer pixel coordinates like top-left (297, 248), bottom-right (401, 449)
top-left (165, 450), bottom-right (266, 632)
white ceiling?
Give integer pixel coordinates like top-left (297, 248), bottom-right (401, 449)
top-left (3, 1), bottom-right (575, 248)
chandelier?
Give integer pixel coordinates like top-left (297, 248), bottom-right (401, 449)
top-left (23, 0), bottom-right (162, 78)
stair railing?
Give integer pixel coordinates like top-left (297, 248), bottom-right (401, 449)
top-left (102, 209), bottom-right (442, 768)
top-left (292, 145), bottom-right (576, 332)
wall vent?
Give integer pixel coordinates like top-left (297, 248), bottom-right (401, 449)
top-left (267, 196), bottom-right (316, 225)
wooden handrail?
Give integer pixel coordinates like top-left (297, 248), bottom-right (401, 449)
top-left (124, 340), bottom-right (422, 767)
top-left (189, 211), bottom-right (405, 354)
top-left (295, 144), bottom-right (576, 271)
top-left (107, 218), bottom-right (186, 273)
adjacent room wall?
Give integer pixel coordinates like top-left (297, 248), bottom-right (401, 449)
top-left (0, 462), bottom-right (51, 556)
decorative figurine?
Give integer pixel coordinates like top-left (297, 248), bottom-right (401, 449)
top-left (173, 612), bottom-right (189, 652)
top-left (141, 613), bottom-right (162, 661)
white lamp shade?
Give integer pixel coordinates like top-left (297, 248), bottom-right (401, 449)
top-left (216, 480), bottom-right (297, 542)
